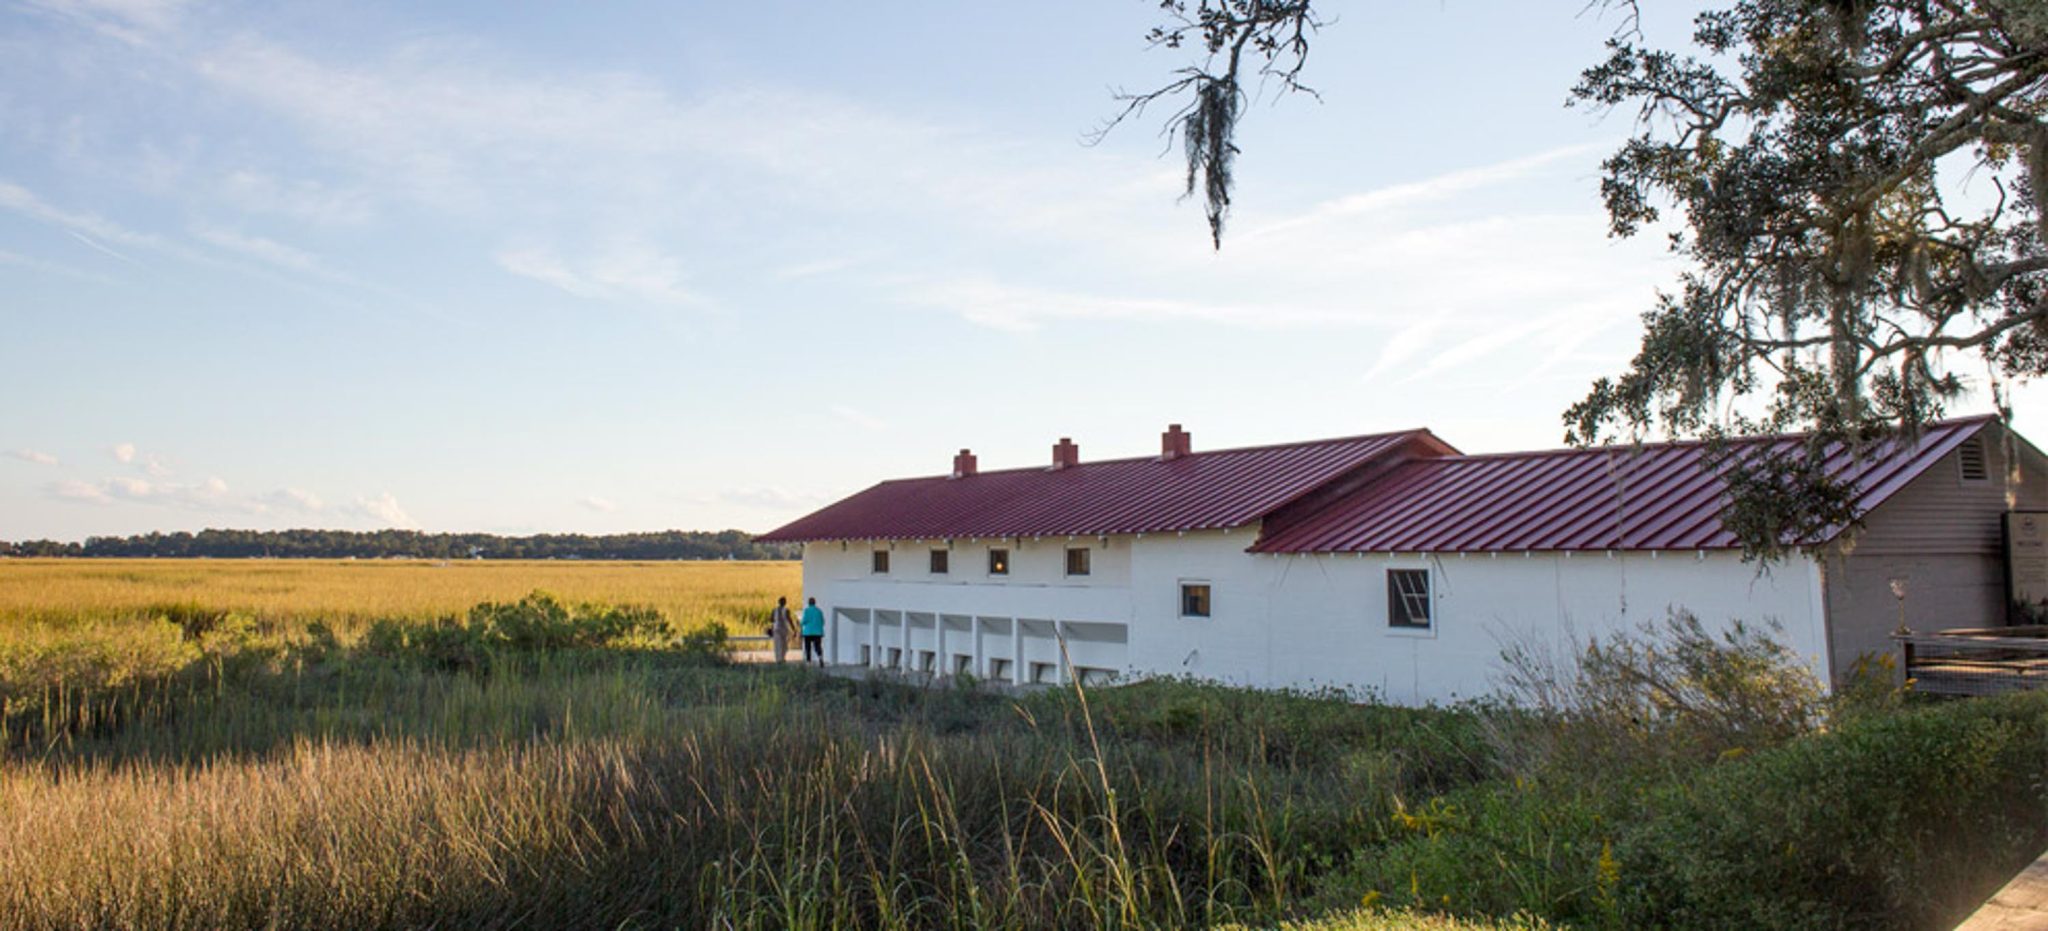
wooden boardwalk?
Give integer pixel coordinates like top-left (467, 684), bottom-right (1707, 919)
top-left (1957, 850), bottom-right (2048, 930)
top-left (1899, 627), bottom-right (2048, 696)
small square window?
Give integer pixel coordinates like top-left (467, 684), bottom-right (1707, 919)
top-left (929, 549), bottom-right (949, 574)
top-left (1180, 582), bottom-right (1211, 618)
top-left (988, 548), bottom-right (1010, 575)
top-left (871, 550), bottom-right (890, 574)
top-left (1388, 569), bottom-right (1431, 629)
top-left (1065, 547), bottom-right (1091, 576)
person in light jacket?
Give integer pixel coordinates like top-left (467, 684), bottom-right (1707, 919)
top-left (800, 597), bottom-right (826, 666)
top-left (769, 596), bottom-right (794, 664)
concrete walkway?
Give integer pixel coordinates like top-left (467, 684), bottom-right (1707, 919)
top-left (1957, 850), bottom-right (2048, 930)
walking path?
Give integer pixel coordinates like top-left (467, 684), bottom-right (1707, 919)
top-left (1957, 849), bottom-right (2048, 930)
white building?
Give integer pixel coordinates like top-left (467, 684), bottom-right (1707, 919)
top-left (760, 420), bottom-right (2047, 704)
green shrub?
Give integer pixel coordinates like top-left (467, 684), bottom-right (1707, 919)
top-left (359, 616), bottom-right (489, 671)
top-left (1310, 780), bottom-right (1620, 926)
top-left (469, 590), bottom-right (671, 651)
top-left (359, 592), bottom-right (676, 670)
top-left (677, 621), bottom-right (733, 665)
top-left (470, 590), bottom-right (576, 649)
top-left (1217, 905), bottom-right (1556, 930)
top-left (1495, 611), bottom-right (1827, 777)
top-left (1038, 678), bottom-right (1499, 792)
top-left (1829, 651), bottom-right (1916, 723)
top-left (1613, 690), bottom-right (2048, 930)
top-left (144, 601), bottom-right (233, 640)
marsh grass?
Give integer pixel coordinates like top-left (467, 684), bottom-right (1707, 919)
top-left (3, 562), bottom-right (2045, 930)
top-left (0, 570), bottom-right (1452, 930)
top-left (0, 652), bottom-right (1454, 930)
top-left (0, 557), bottom-right (797, 633)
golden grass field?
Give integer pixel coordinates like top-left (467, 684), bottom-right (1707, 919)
top-left (0, 558), bottom-right (2039, 929)
top-left (0, 558), bottom-right (802, 632)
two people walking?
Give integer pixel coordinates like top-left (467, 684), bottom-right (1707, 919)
top-left (769, 596), bottom-right (827, 666)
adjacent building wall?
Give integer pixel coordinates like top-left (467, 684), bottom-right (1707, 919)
top-left (1821, 422), bottom-right (2048, 678)
top-left (799, 535), bottom-right (1140, 679)
top-left (1125, 531), bottom-right (1828, 703)
top-left (800, 528), bottom-right (1831, 705)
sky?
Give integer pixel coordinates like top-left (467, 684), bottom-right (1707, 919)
top-left (3, 0), bottom-right (2040, 542)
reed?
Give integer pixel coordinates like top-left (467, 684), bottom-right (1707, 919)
top-left (0, 653), bottom-right (1467, 930)
top-left (0, 557), bottom-right (799, 634)
top-left (4, 560), bottom-right (2033, 929)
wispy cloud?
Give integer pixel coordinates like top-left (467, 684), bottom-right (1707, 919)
top-left (47, 474), bottom-right (240, 512)
top-left (18, 0), bottom-right (188, 46)
top-left (717, 486), bottom-right (830, 511)
top-left (215, 170), bottom-right (374, 226)
top-left (0, 182), bottom-right (162, 261)
top-left (774, 255), bottom-right (864, 280)
top-left (350, 492), bottom-right (417, 529)
top-left (1243, 142), bottom-right (1611, 240)
top-left (46, 479), bottom-right (111, 504)
top-left (495, 241), bottom-right (707, 308)
top-left (8, 449), bottom-right (59, 466)
top-left (38, 470), bottom-right (383, 525)
top-left (902, 277), bottom-right (1356, 333)
top-left (0, 180), bottom-right (304, 281)
top-left (258, 487), bottom-right (325, 514)
top-left (110, 442), bottom-right (136, 463)
top-left (170, 23), bottom-right (1172, 251)
top-left (577, 495), bottom-right (618, 513)
top-left (191, 224), bottom-right (354, 283)
top-left (829, 404), bottom-right (888, 431)
top-left (0, 180), bottom-right (400, 306)
top-left (0, 248), bottom-right (112, 283)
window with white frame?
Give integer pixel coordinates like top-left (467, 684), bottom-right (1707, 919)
top-left (1180, 582), bottom-right (1211, 618)
top-left (1387, 568), bottom-right (1431, 629)
top-left (988, 548), bottom-right (1010, 575)
top-left (929, 549), bottom-right (949, 574)
top-left (1064, 547), bottom-right (1091, 576)
top-left (871, 550), bottom-right (890, 574)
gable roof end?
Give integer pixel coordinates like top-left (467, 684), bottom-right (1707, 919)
top-left (1250, 416), bottom-right (1999, 554)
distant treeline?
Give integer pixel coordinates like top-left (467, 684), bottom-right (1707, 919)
top-left (0, 529), bottom-right (798, 561)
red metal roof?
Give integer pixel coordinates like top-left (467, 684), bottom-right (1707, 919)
top-left (757, 430), bottom-right (1452, 543)
top-left (1251, 417), bottom-right (1997, 553)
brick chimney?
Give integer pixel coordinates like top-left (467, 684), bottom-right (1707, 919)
top-left (1051, 437), bottom-right (1080, 470)
top-left (951, 449), bottom-right (978, 479)
top-left (1161, 423), bottom-right (1192, 460)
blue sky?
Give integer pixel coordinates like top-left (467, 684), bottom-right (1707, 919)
top-left (3, 0), bottom-right (2034, 541)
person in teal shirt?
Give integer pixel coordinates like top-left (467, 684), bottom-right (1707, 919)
top-left (799, 597), bottom-right (827, 666)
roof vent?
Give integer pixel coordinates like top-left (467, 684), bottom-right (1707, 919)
top-left (1052, 437), bottom-right (1079, 471)
top-left (1959, 437), bottom-right (1988, 482)
top-left (951, 449), bottom-right (978, 479)
top-left (1161, 423), bottom-right (1192, 460)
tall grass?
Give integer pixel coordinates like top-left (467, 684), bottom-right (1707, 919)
top-left (0, 557), bottom-right (798, 633)
top-left (0, 654), bottom-right (1461, 930)
top-left (0, 574), bottom-right (1499, 930)
top-left (2, 563), bottom-right (2043, 929)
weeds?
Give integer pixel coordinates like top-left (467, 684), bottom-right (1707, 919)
top-left (0, 572), bottom-right (2041, 930)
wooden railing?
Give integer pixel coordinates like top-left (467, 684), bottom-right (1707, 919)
top-left (1896, 626), bottom-right (2048, 696)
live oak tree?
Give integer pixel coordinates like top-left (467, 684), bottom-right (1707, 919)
top-left (1094, 1), bottom-right (1324, 248)
top-left (1115, 0), bottom-right (2048, 558)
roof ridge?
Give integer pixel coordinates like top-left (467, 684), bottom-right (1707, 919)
top-left (870, 427), bottom-right (1439, 484)
top-left (1435, 415), bottom-right (1998, 464)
